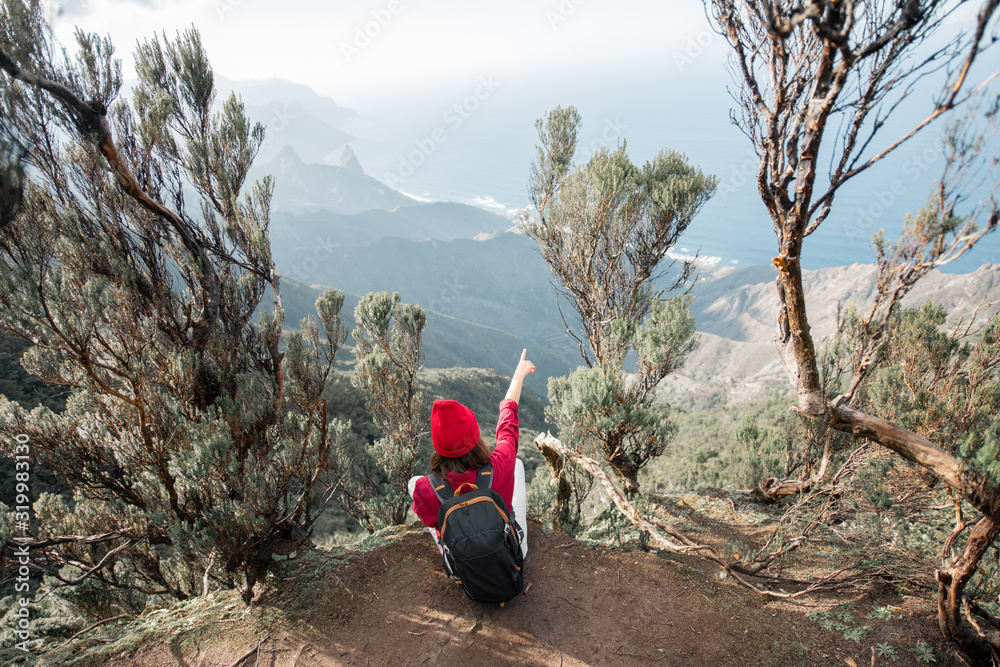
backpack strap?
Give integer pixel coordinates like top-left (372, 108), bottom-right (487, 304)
top-left (475, 462), bottom-right (494, 491)
top-left (427, 474), bottom-right (450, 503)
top-left (427, 463), bottom-right (494, 502)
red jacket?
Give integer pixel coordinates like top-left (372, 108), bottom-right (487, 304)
top-left (412, 399), bottom-right (519, 531)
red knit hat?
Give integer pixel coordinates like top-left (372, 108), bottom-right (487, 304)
top-left (431, 400), bottom-right (480, 458)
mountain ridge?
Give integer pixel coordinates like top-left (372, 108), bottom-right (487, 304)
top-left (275, 239), bottom-right (1000, 408)
top-left (252, 145), bottom-right (418, 214)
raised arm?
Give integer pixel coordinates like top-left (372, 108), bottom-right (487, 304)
top-left (504, 349), bottom-right (536, 404)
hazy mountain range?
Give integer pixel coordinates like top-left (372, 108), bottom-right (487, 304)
top-left (215, 75), bottom-right (355, 165)
top-left (234, 76), bottom-right (1000, 407)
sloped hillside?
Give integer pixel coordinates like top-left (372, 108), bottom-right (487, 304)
top-left (665, 263), bottom-right (1000, 408)
top-left (690, 263), bottom-right (1000, 344)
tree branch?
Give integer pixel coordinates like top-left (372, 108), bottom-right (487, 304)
top-left (0, 48), bottom-right (221, 351)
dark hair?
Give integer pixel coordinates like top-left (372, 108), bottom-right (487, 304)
top-left (430, 436), bottom-right (490, 477)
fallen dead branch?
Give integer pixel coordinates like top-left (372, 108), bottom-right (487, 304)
top-left (535, 433), bottom-right (722, 557)
top-left (535, 432), bottom-right (891, 600)
top-left (750, 477), bottom-right (812, 502)
top-left (606, 643), bottom-right (667, 661)
top-left (229, 633), bottom-right (269, 667)
top-left (741, 441), bottom-right (879, 573)
top-left (747, 437), bottom-right (833, 503)
top-left (558, 595), bottom-right (586, 611)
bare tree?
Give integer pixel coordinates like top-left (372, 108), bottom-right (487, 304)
top-left (710, 0), bottom-right (1000, 660)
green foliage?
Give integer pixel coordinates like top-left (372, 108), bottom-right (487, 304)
top-left (640, 398), bottom-right (811, 493)
top-left (0, 587), bottom-right (83, 658)
top-left (0, 335), bottom-right (65, 413)
top-left (855, 457), bottom-right (894, 512)
top-left (823, 300), bottom-right (1000, 620)
top-left (807, 604), bottom-right (899, 652)
top-left (525, 467), bottom-right (557, 525)
top-left (846, 302), bottom-right (1000, 470)
top-left (0, 105), bottom-right (24, 229)
top-left (635, 296), bottom-right (699, 371)
top-left (524, 106), bottom-right (715, 494)
top-left (958, 314), bottom-right (1000, 491)
top-left (529, 105), bottom-right (579, 196)
top-left (874, 642), bottom-right (899, 660)
top-left (0, 334), bottom-right (66, 506)
top-left (969, 541), bottom-right (1000, 614)
top-left (868, 606), bottom-right (894, 620)
top-left (913, 641), bottom-right (936, 663)
top-left (961, 419), bottom-right (1000, 489)
top-left (579, 503), bottom-right (642, 547)
top-left (0, 10), bottom-right (350, 609)
top-left (330, 292), bottom-right (426, 532)
top-left (547, 364), bottom-right (677, 489)
top-left (733, 416), bottom-right (788, 489)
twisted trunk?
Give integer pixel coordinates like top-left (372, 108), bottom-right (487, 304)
top-left (538, 439), bottom-right (574, 530)
top-left (936, 517), bottom-right (1000, 665)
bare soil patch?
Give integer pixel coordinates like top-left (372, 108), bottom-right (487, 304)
top-left (62, 519), bottom-right (957, 667)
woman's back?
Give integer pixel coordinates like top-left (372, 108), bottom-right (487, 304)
top-left (411, 398), bottom-right (520, 529)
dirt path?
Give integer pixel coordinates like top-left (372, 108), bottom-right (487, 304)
top-left (90, 522), bottom-right (952, 667)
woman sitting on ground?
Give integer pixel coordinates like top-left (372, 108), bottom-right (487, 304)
top-left (408, 349), bottom-right (535, 558)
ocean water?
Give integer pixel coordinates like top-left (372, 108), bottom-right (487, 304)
top-left (338, 70), bottom-right (998, 274)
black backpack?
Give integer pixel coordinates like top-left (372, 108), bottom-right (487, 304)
top-left (429, 463), bottom-right (525, 605)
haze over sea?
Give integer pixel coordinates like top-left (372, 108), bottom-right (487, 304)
top-left (343, 65), bottom-right (997, 274)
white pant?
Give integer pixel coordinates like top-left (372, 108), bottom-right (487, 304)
top-left (408, 458), bottom-right (528, 558)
